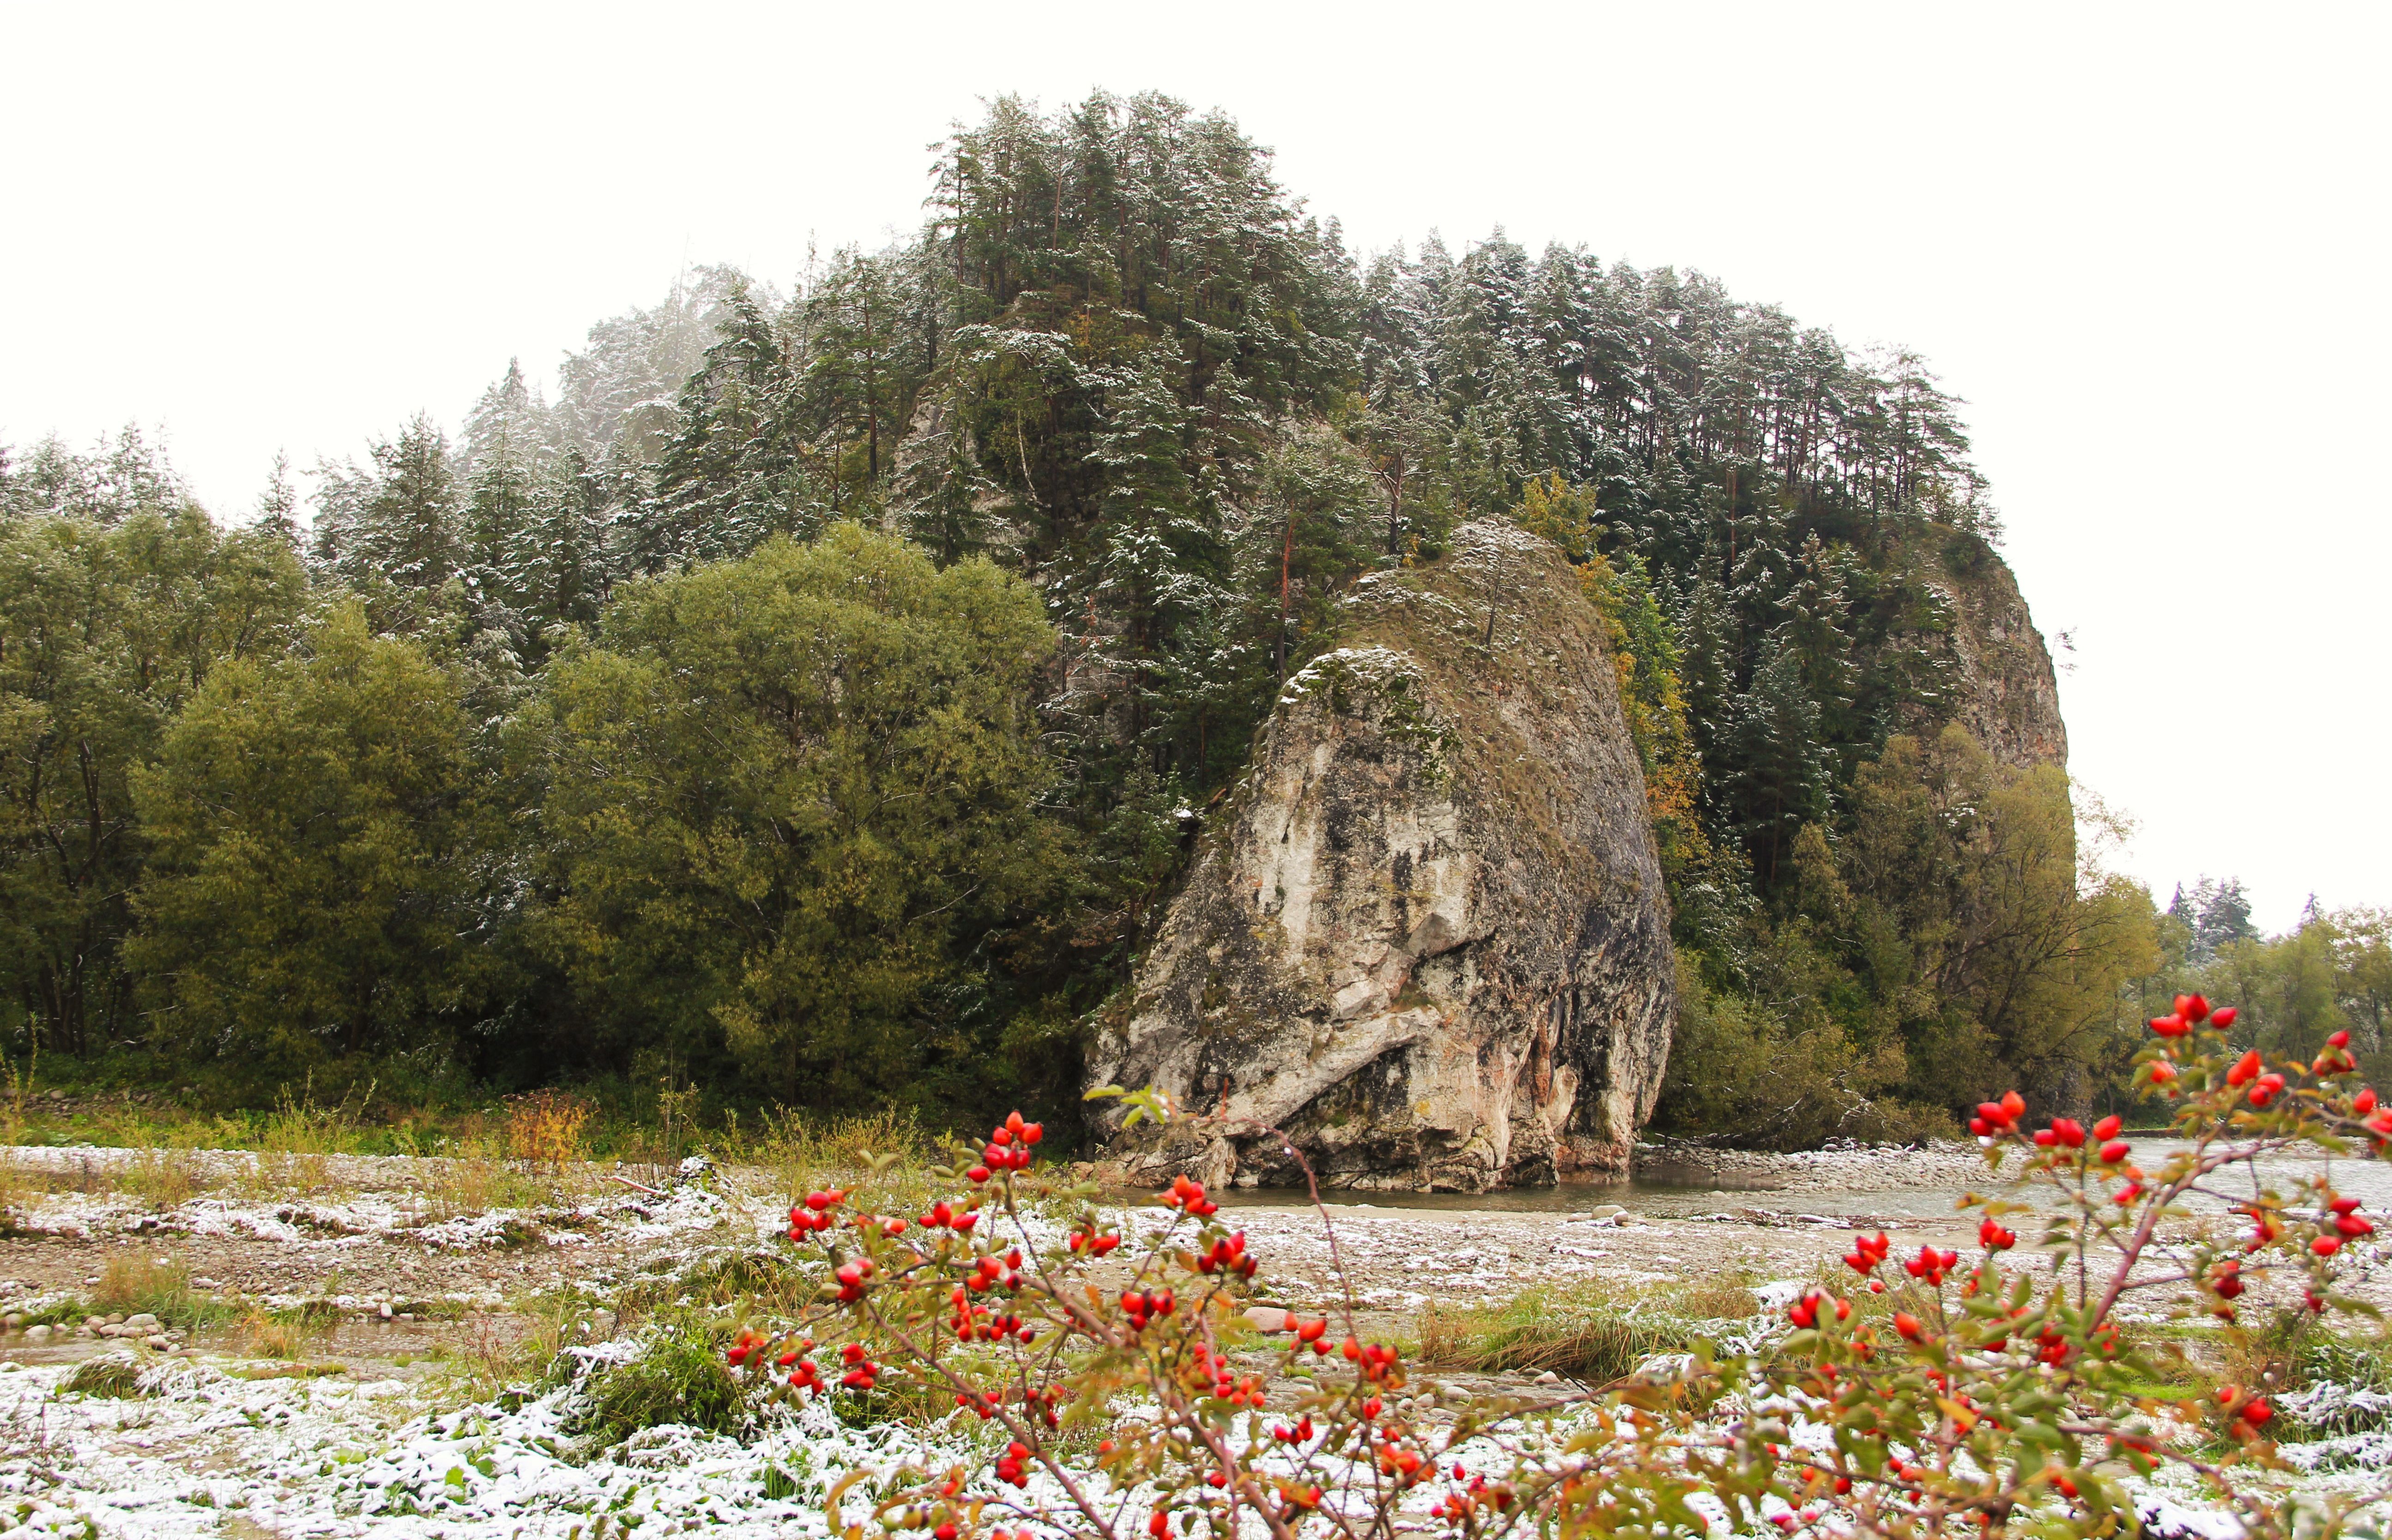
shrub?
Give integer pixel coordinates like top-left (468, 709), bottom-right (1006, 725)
top-left (506, 1090), bottom-right (593, 1167)
top-left (727, 1004), bottom-right (2392, 1540)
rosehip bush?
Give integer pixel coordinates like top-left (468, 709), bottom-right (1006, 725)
top-left (730, 1017), bottom-right (2388, 1540)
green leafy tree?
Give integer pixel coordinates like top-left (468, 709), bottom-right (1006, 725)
top-left (1840, 726), bottom-right (2157, 1115)
top-left (128, 604), bottom-right (499, 1077)
top-left (531, 523), bottom-right (1067, 1105)
top-left (0, 507), bottom-right (304, 1053)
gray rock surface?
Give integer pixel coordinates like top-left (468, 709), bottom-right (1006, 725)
top-left (1089, 521), bottom-right (1676, 1191)
top-left (1897, 535), bottom-right (2069, 771)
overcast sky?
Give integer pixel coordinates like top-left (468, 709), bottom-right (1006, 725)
top-left (4, 1), bottom-right (2383, 929)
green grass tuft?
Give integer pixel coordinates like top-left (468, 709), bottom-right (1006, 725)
top-left (61, 1354), bottom-right (145, 1398)
top-left (565, 1316), bottom-right (746, 1447)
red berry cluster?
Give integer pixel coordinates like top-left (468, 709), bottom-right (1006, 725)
top-left (1902, 1245), bottom-right (1959, 1286)
top-left (1192, 1230), bottom-right (1256, 1278)
top-left (1186, 1340), bottom-right (1267, 1407)
top-left (2217, 1384), bottom-right (2273, 1433)
top-left (1841, 1231), bottom-right (1891, 1275)
top-left (951, 1293), bottom-right (1033, 1343)
top-left (2225, 1050), bottom-right (2287, 1107)
top-left (1342, 1336), bottom-right (1402, 1384)
top-left (2150, 992), bottom-right (2236, 1038)
top-left (1120, 1287), bottom-right (1177, 1330)
top-left (913, 1199), bottom-right (978, 1234)
top-left (1066, 1220), bottom-right (1121, 1256)
top-left (788, 1187), bottom-right (846, 1237)
top-left (956, 1249), bottom-right (1024, 1293)
top-left (1159, 1174), bottom-right (1218, 1216)
top-left (995, 1439), bottom-right (1033, 1487)
top-left (1977, 1217), bottom-right (2015, 1251)
top-left (977, 1112), bottom-right (1043, 1179)
top-left (832, 1256), bottom-right (874, 1301)
top-left (1967, 1090), bottom-right (2024, 1136)
top-left (1436, 1470), bottom-right (1515, 1523)
top-left (726, 1327), bottom-right (769, 1367)
top-left (1784, 1289), bottom-right (1851, 1329)
top-left (1263, 1314), bottom-right (1337, 1354)
top-left (838, 1340), bottom-right (879, 1390)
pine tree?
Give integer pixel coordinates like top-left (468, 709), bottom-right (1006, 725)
top-left (642, 282), bottom-right (810, 569)
top-left (311, 413), bottom-right (464, 592)
top-left (1722, 638), bottom-right (1835, 885)
top-left (460, 359), bottom-right (553, 587)
top-left (254, 451), bottom-right (301, 547)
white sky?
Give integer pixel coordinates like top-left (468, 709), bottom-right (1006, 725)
top-left (3, 2), bottom-right (2383, 931)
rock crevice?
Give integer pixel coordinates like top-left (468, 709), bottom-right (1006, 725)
top-left (1088, 522), bottom-right (1677, 1192)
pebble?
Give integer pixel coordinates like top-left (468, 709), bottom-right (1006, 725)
top-left (144, 1335), bottom-right (170, 1351)
top-left (1244, 1306), bottom-right (1290, 1332)
top-left (122, 1314), bottom-right (159, 1331)
top-left (1533, 1370), bottom-right (1562, 1385)
top-left (23, 1325), bottom-right (48, 1343)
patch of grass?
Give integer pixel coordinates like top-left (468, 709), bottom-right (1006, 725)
top-left (13, 1293), bottom-right (91, 1327)
top-left (453, 1307), bottom-right (573, 1400)
top-left (747, 1107), bottom-right (949, 1222)
top-left (92, 1254), bottom-right (228, 1333)
top-left (1418, 1275), bottom-right (1747, 1385)
top-left (564, 1315), bottom-right (745, 1447)
top-left (2277, 1330), bottom-right (2392, 1437)
top-left (239, 1361), bottom-right (345, 1380)
top-left (618, 1250), bottom-right (815, 1325)
top-left (242, 1305), bottom-right (329, 1361)
top-left (124, 1146), bottom-right (209, 1208)
top-left (61, 1354), bottom-right (145, 1398)
top-left (507, 1090), bottom-right (595, 1167)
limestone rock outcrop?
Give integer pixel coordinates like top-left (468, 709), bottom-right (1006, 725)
top-left (1896, 535), bottom-right (2069, 772)
top-left (1087, 521), bottom-right (1677, 1192)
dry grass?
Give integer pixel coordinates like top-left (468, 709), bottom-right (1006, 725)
top-left (124, 1146), bottom-right (207, 1208)
top-left (747, 1106), bottom-right (949, 1219)
top-left (447, 1305), bottom-right (582, 1400)
top-left (242, 1304), bottom-right (332, 1361)
top-left (1418, 1274), bottom-right (1757, 1386)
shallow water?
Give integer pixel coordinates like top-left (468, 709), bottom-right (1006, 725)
top-left (1190, 1137), bottom-right (2392, 1224)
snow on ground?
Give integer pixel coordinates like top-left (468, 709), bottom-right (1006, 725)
top-left (0, 1353), bottom-right (988, 1539)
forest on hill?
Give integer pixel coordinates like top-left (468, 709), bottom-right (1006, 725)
top-left (2, 91), bottom-right (2384, 1144)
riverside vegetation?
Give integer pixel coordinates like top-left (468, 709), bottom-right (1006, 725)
top-left (0, 999), bottom-right (2388, 1539)
top-left (6, 92), bottom-right (2377, 1150)
top-left (700, 997), bottom-right (2392, 1540)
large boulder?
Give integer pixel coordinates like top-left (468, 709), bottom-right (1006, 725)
top-left (1087, 521), bottom-right (1677, 1191)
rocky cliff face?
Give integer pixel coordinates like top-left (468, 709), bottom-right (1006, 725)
top-left (1087, 522), bottom-right (1677, 1192)
top-left (1896, 534), bottom-right (2069, 771)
